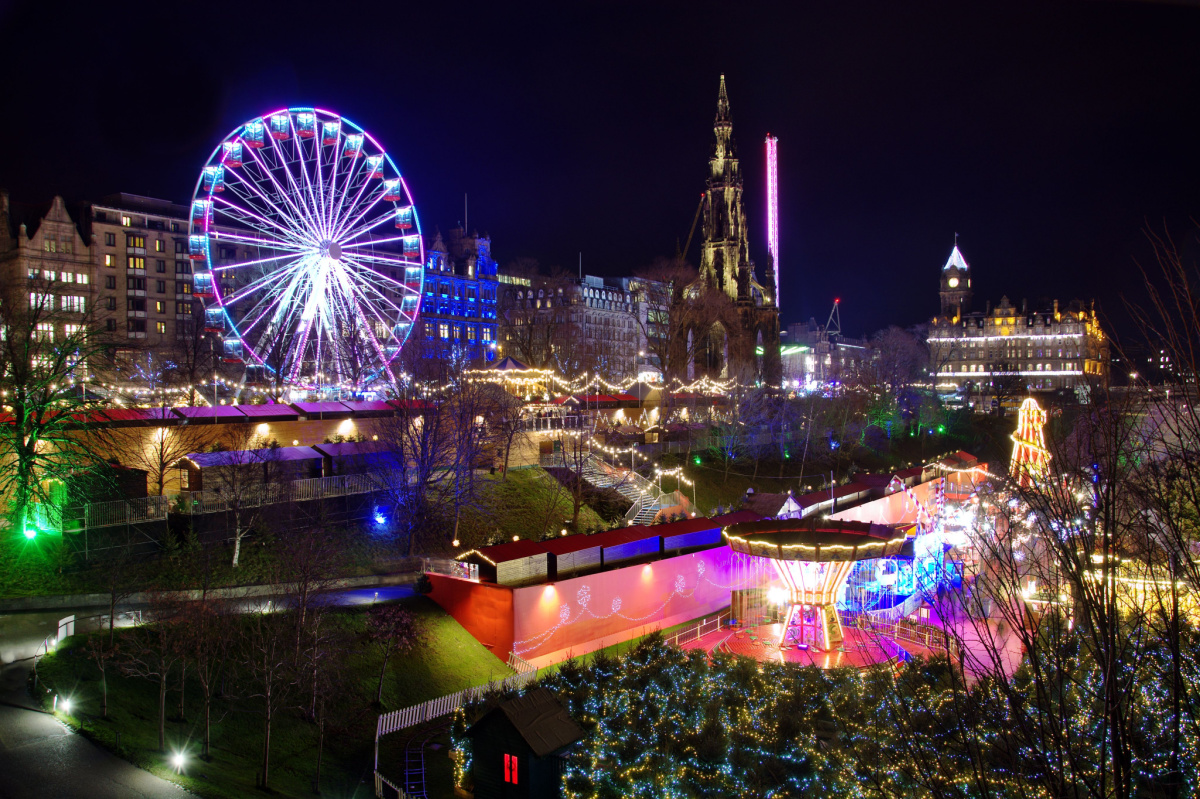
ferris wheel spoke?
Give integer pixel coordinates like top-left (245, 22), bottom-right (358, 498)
top-left (222, 169), bottom-right (313, 246)
top-left (337, 208), bottom-right (398, 244)
top-left (328, 156), bottom-right (371, 240)
top-left (206, 221), bottom-right (308, 254)
top-left (268, 129), bottom-right (327, 241)
top-left (340, 249), bottom-right (422, 270)
top-left (211, 250), bottom-right (306, 273)
top-left (245, 144), bottom-right (323, 241)
top-left (220, 259), bottom-right (309, 309)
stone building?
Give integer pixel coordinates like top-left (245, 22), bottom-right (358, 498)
top-left (927, 245), bottom-right (1109, 395)
top-left (0, 195), bottom-right (99, 371)
top-left (418, 226), bottom-right (499, 363)
top-left (689, 75), bottom-right (781, 383)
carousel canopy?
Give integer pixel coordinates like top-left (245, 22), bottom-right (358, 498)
top-left (723, 518), bottom-right (911, 562)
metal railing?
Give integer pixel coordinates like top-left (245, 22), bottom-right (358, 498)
top-left (663, 609), bottom-right (732, 649)
top-left (423, 558), bottom-right (479, 582)
top-left (65, 470), bottom-right (403, 531)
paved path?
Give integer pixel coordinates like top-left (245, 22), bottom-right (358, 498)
top-left (0, 611), bottom-right (194, 799)
top-left (0, 583), bottom-right (413, 798)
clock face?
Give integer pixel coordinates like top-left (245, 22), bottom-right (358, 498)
top-left (947, 277), bottom-right (960, 288)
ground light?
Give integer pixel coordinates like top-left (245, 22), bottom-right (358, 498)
top-left (23, 527), bottom-right (36, 539)
top-left (58, 696), bottom-right (71, 714)
top-left (171, 751), bottom-right (186, 773)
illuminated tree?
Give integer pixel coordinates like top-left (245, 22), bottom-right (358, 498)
top-left (0, 276), bottom-right (113, 538)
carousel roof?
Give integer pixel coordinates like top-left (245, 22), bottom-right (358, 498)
top-left (723, 518), bottom-right (911, 562)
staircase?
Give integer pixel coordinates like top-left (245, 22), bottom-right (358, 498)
top-left (580, 456), bottom-right (667, 525)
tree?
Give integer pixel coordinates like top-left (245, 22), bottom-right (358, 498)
top-left (176, 598), bottom-right (232, 759)
top-left (278, 519), bottom-right (344, 655)
top-left (111, 416), bottom-right (215, 496)
top-left (0, 276), bottom-right (113, 536)
top-left (628, 257), bottom-right (726, 383)
top-left (163, 309), bottom-right (217, 407)
top-left (870, 325), bottom-right (929, 396)
top-left (85, 633), bottom-right (116, 720)
top-left (119, 594), bottom-right (184, 752)
top-left (488, 384), bottom-right (527, 479)
top-left (204, 424), bottom-right (285, 568)
top-left (237, 607), bottom-right (296, 790)
top-left (366, 603), bottom-right (423, 705)
top-left (497, 262), bottom-right (581, 371)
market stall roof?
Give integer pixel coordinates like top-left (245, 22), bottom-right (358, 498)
top-left (233, 403), bottom-right (300, 421)
top-left (180, 445), bottom-right (323, 469)
top-left (289, 401), bottom-right (351, 417)
top-left (72, 407), bottom-right (182, 426)
top-left (339, 400), bottom-right (395, 417)
top-left (173, 406), bottom-right (249, 421)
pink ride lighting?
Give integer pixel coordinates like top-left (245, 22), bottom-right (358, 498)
top-left (765, 134), bottom-right (779, 296)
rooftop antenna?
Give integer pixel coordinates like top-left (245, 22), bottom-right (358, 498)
top-left (579, 252), bottom-right (582, 279)
top-left (825, 298), bottom-right (841, 337)
top-left (464, 193), bottom-right (468, 233)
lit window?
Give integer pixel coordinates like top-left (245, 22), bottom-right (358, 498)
top-left (128, 256), bottom-right (145, 270)
top-left (504, 754), bottom-right (518, 784)
top-left (61, 296), bottom-right (86, 313)
top-left (155, 301), bottom-right (166, 314)
top-left (105, 254), bottom-right (115, 267)
top-left (155, 240), bottom-right (164, 252)
top-left (156, 321), bottom-right (166, 334)
top-left (77, 273), bottom-right (89, 285)
top-left (65, 324), bottom-right (83, 338)
top-left (35, 323), bottom-right (54, 342)
top-left (439, 323), bottom-right (449, 339)
top-left (120, 215), bottom-right (132, 227)
top-left (126, 234), bottom-right (145, 248)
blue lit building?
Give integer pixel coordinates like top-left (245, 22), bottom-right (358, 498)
top-left (419, 227), bottom-right (499, 363)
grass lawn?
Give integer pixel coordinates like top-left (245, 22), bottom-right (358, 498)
top-left (453, 469), bottom-right (607, 553)
top-left (33, 594), bottom-right (507, 799)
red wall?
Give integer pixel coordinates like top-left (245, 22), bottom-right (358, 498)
top-left (427, 575), bottom-right (514, 665)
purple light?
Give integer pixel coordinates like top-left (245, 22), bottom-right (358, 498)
top-left (766, 135), bottom-right (779, 301)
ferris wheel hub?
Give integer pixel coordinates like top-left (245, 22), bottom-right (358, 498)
top-left (322, 241), bottom-right (343, 261)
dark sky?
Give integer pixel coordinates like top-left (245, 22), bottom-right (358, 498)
top-left (3, 0), bottom-right (1199, 339)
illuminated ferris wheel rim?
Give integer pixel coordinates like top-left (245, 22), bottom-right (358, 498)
top-left (188, 106), bottom-right (425, 390)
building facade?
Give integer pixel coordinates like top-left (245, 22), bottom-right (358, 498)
top-left (927, 245), bottom-right (1109, 395)
top-left (418, 227), bottom-right (499, 363)
top-left (691, 75), bottom-right (782, 384)
top-left (498, 272), bottom-right (646, 380)
top-left (781, 318), bottom-right (871, 387)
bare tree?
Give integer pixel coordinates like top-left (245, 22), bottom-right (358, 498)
top-left (628, 257), bottom-right (726, 383)
top-left (497, 262), bottom-right (582, 370)
top-left (870, 325), bottom-right (929, 397)
top-left (85, 633), bottom-right (116, 720)
top-left (278, 519), bottom-right (344, 655)
top-left (237, 607), bottom-right (296, 790)
top-left (163, 310), bottom-right (216, 407)
top-left (120, 594), bottom-right (184, 752)
top-left (111, 417), bottom-right (214, 496)
top-left (176, 599), bottom-right (232, 759)
top-left (203, 424), bottom-right (285, 568)
top-left (366, 603), bottom-right (423, 705)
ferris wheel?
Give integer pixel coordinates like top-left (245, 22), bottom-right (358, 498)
top-left (188, 107), bottom-right (424, 391)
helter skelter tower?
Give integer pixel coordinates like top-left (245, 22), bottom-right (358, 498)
top-left (1010, 397), bottom-right (1051, 488)
top-left (765, 134), bottom-right (779, 301)
top-left (724, 519), bottom-right (910, 651)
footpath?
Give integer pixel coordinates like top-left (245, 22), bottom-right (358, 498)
top-left (0, 571), bottom-right (418, 613)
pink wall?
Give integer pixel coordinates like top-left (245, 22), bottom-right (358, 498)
top-left (830, 479), bottom-right (940, 526)
top-left (510, 547), bottom-right (742, 667)
top-left (427, 575), bottom-right (514, 665)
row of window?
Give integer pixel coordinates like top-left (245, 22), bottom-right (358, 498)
top-left (950, 363), bottom-right (1077, 374)
top-left (42, 238), bottom-right (74, 254)
top-left (28, 269), bottom-right (89, 284)
top-left (29, 293), bottom-right (86, 313)
top-left (423, 321), bottom-right (494, 342)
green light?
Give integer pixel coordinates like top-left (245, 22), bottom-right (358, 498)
top-left (693, 456), bottom-right (702, 465)
top-left (937, 425), bottom-right (946, 433)
top-left (23, 528), bottom-right (36, 540)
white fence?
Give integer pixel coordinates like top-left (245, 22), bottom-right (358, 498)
top-left (375, 652), bottom-right (537, 743)
top-left (663, 609), bottom-right (732, 649)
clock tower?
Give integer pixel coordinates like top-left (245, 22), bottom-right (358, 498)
top-left (940, 244), bottom-right (972, 319)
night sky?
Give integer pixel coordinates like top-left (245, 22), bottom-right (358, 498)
top-left (3, 0), bottom-right (1199, 340)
